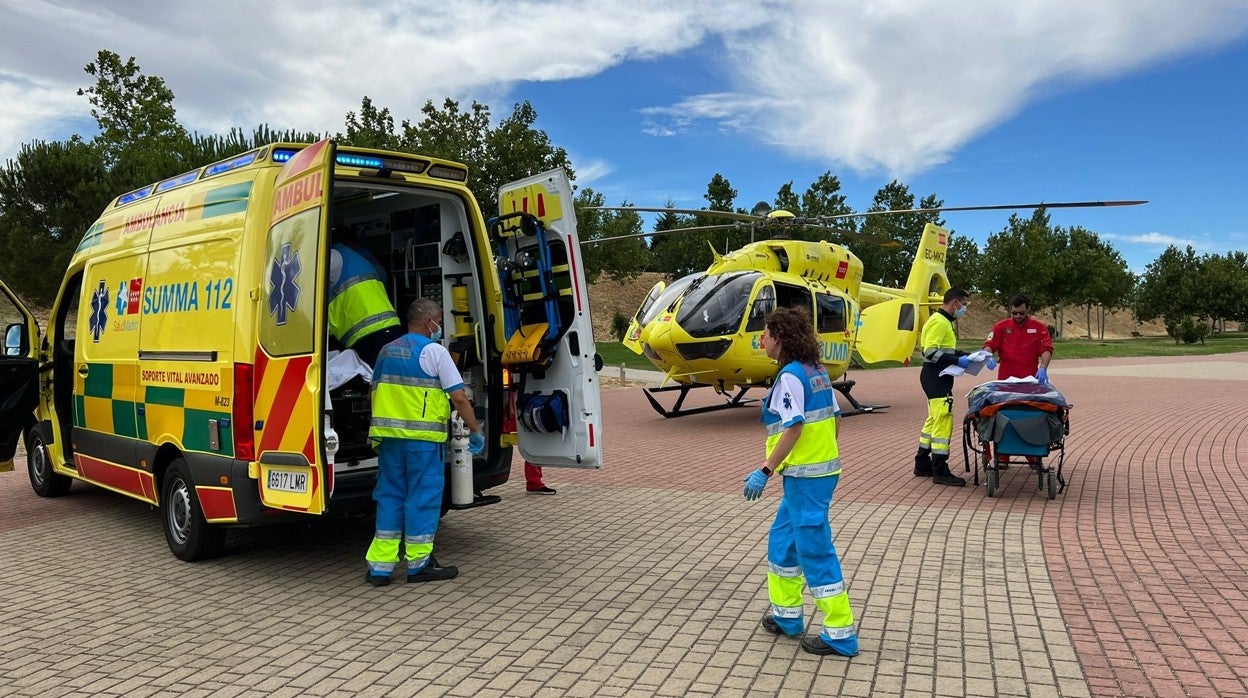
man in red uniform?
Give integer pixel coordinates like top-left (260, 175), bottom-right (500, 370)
top-left (983, 294), bottom-right (1053, 382)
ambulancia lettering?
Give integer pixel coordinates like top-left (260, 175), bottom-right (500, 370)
top-left (272, 172), bottom-right (323, 219)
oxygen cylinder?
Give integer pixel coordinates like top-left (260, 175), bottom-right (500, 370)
top-left (451, 276), bottom-right (471, 338)
top-left (449, 412), bottom-right (473, 506)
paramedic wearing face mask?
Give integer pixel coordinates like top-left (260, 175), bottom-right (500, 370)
top-left (913, 288), bottom-right (972, 487)
top-left (364, 299), bottom-right (485, 586)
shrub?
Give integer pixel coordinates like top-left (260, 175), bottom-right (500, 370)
top-left (611, 311), bottom-right (630, 341)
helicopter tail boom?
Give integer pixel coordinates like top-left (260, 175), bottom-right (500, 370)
top-left (855, 223), bottom-right (951, 364)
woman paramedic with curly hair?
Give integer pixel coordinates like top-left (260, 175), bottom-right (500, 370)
top-left (742, 306), bottom-right (859, 657)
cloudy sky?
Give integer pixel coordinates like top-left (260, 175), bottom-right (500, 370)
top-left (2, 0), bottom-right (1247, 269)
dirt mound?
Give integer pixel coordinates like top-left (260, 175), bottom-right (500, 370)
top-left (587, 273), bottom-right (1166, 342)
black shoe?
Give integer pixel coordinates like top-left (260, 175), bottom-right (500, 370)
top-left (527, 486), bottom-right (557, 495)
top-left (914, 448), bottom-right (933, 477)
top-left (408, 560), bottom-right (459, 583)
top-left (364, 572), bottom-right (391, 587)
top-left (933, 471), bottom-right (966, 487)
top-left (913, 463), bottom-right (933, 477)
top-left (800, 636), bottom-right (859, 657)
top-left (761, 615), bottom-right (784, 635)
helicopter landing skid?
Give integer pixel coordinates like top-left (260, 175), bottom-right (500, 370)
top-left (832, 379), bottom-right (889, 417)
top-left (643, 383), bottom-right (758, 418)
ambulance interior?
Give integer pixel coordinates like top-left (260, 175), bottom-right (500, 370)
top-left (325, 182), bottom-right (490, 471)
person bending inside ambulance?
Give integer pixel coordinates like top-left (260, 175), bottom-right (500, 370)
top-left (364, 298), bottom-right (485, 586)
top-left (914, 287), bottom-right (973, 487)
top-left (982, 293), bottom-right (1053, 383)
top-left (743, 306), bottom-right (859, 657)
top-left (329, 226), bottom-right (403, 367)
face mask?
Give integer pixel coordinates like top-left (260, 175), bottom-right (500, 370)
top-left (430, 322), bottom-right (443, 342)
top-left (954, 304), bottom-right (967, 319)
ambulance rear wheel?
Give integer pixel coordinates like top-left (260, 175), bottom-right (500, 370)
top-left (161, 459), bottom-right (226, 561)
top-left (27, 426), bottom-right (72, 497)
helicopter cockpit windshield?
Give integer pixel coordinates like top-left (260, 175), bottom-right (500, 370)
top-left (639, 273), bottom-right (705, 326)
top-left (676, 271), bottom-right (762, 338)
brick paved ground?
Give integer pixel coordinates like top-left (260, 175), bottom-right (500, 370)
top-left (1, 352), bottom-right (1245, 697)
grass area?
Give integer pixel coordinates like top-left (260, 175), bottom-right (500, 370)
top-left (597, 341), bottom-right (656, 371)
top-left (596, 332), bottom-right (1248, 373)
top-left (958, 332), bottom-right (1248, 359)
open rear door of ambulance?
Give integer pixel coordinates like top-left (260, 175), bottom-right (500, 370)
top-left (498, 170), bottom-right (603, 469)
top-left (254, 139), bottom-right (334, 513)
top-left (0, 274), bottom-right (40, 472)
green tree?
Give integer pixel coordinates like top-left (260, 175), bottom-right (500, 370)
top-left (945, 234), bottom-right (981, 293)
top-left (1135, 245), bottom-right (1201, 325)
top-left (340, 96), bottom-right (399, 150)
top-left (1193, 251), bottom-right (1248, 332)
top-left (651, 174), bottom-right (739, 277)
top-left (857, 181), bottom-right (943, 287)
top-left (978, 209), bottom-right (1060, 314)
top-left (0, 139), bottom-right (112, 302)
top-left (575, 188), bottom-right (648, 283)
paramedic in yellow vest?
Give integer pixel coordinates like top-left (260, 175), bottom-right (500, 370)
top-left (329, 226), bottom-right (402, 367)
top-left (364, 298), bottom-right (485, 586)
top-left (743, 306), bottom-right (859, 657)
top-left (914, 287), bottom-right (972, 487)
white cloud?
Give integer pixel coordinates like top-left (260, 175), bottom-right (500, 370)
top-left (569, 157), bottom-right (612, 187)
top-left (0, 0), bottom-right (769, 160)
top-left (657, 0), bottom-right (1248, 177)
top-left (1111, 231), bottom-right (1197, 248)
top-left (1, 0), bottom-right (1247, 181)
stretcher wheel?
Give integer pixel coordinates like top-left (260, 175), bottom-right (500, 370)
top-left (1047, 470), bottom-right (1057, 500)
top-left (986, 468), bottom-right (998, 497)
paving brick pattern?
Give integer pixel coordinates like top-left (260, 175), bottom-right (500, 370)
top-left (1, 352), bottom-right (1245, 697)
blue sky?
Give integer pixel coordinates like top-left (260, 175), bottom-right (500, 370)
top-left (2, 0), bottom-right (1247, 272)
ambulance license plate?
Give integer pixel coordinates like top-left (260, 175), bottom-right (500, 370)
top-left (267, 469), bottom-right (308, 494)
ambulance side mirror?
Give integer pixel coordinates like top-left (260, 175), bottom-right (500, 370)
top-left (4, 323), bottom-right (27, 356)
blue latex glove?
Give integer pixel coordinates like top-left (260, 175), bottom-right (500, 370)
top-left (956, 356), bottom-right (971, 369)
top-left (743, 469), bottom-right (769, 501)
top-left (986, 357), bottom-right (997, 371)
top-left (468, 432), bottom-right (486, 455)
top-left (1036, 367), bottom-right (1049, 383)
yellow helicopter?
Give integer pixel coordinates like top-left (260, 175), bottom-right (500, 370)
top-left (583, 200), bottom-right (1145, 417)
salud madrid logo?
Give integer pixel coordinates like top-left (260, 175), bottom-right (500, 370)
top-left (268, 242), bottom-right (302, 325)
top-left (89, 280), bottom-right (109, 342)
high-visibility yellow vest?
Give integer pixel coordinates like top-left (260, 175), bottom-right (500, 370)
top-left (763, 361), bottom-right (841, 477)
top-left (329, 244), bottom-right (400, 348)
top-left (369, 334), bottom-right (450, 443)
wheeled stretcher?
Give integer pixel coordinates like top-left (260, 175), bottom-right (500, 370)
top-left (961, 380), bottom-right (1070, 499)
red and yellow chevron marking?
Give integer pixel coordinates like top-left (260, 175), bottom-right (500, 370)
top-left (77, 454), bottom-right (156, 504)
top-left (253, 349), bottom-right (317, 463)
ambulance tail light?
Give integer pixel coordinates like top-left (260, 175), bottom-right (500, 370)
top-left (233, 363), bottom-right (255, 461)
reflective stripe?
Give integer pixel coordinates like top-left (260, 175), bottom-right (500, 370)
top-left (336, 273), bottom-right (377, 295)
top-left (821, 624), bottom-right (857, 640)
top-left (930, 437), bottom-right (950, 446)
top-left (371, 417), bottom-right (448, 434)
top-left (771, 604), bottom-right (804, 619)
top-left (375, 373), bottom-right (441, 389)
top-left (810, 581), bottom-right (846, 598)
top-left (765, 405), bottom-right (838, 436)
top-left (342, 311), bottom-right (400, 347)
top-left (769, 562), bottom-right (802, 578)
top-left (405, 534), bottom-right (435, 545)
top-left (782, 459), bottom-right (842, 478)
top-left (367, 561), bottom-right (396, 574)
top-left (374, 529), bottom-right (401, 539)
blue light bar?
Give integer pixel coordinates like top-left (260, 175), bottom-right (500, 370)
top-left (336, 153), bottom-right (385, 168)
top-left (272, 148), bottom-right (297, 163)
top-left (205, 151), bottom-right (259, 177)
top-left (118, 186), bottom-right (154, 206)
top-left (156, 171), bottom-right (199, 193)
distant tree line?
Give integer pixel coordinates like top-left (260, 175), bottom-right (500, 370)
top-left (2, 51), bottom-right (1245, 344)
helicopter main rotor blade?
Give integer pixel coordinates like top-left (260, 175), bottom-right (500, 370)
top-left (581, 223), bottom-right (749, 245)
top-left (817, 200), bottom-right (1148, 222)
top-left (580, 205), bottom-right (761, 223)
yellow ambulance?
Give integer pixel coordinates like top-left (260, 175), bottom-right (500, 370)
top-left (0, 139), bottom-right (602, 560)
